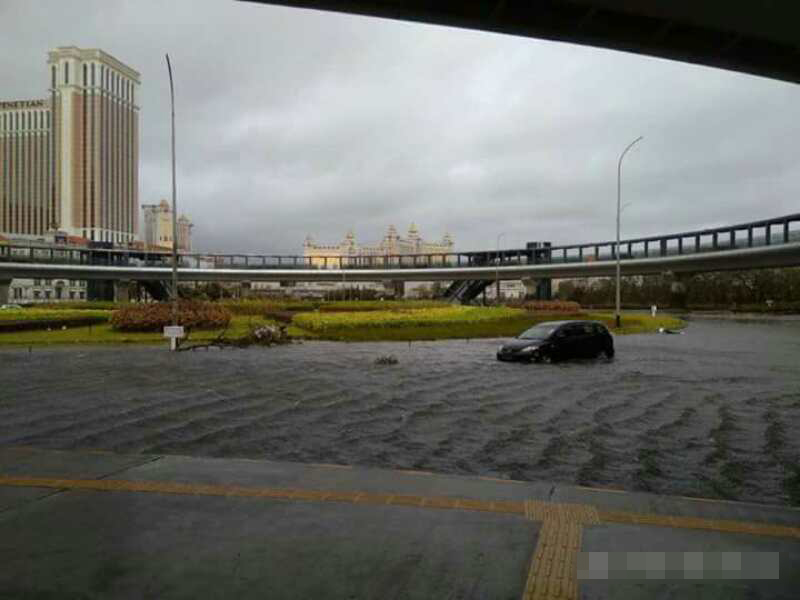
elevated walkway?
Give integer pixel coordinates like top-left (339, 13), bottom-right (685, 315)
top-left (1, 446), bottom-right (797, 599)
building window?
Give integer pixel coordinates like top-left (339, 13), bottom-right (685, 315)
top-left (34, 279), bottom-right (41, 286)
top-left (51, 65), bottom-right (56, 88)
top-left (13, 288), bottom-right (22, 300)
top-left (45, 279), bottom-right (52, 285)
top-left (34, 291), bottom-right (41, 299)
top-left (83, 63), bottom-right (87, 86)
top-left (65, 62), bottom-right (69, 85)
top-left (69, 291), bottom-right (75, 300)
top-left (44, 291), bottom-right (51, 300)
top-left (79, 292), bottom-right (85, 300)
top-left (91, 63), bottom-right (95, 86)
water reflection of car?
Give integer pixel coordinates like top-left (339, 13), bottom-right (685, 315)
top-left (496, 320), bottom-right (614, 363)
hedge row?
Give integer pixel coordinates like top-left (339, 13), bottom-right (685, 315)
top-left (110, 301), bottom-right (231, 332)
top-left (0, 316), bottom-right (107, 333)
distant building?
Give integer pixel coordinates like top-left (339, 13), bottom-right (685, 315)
top-left (3, 230), bottom-right (89, 302)
top-left (142, 199), bottom-right (192, 251)
top-left (303, 224), bottom-right (454, 268)
top-left (10, 277), bottom-right (87, 303)
top-left (0, 46), bottom-right (141, 243)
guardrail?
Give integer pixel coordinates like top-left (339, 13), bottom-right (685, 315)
top-left (1, 212), bottom-right (799, 271)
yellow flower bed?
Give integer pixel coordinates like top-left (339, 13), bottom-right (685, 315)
top-left (293, 306), bottom-right (525, 331)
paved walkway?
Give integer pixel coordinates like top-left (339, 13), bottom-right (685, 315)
top-left (0, 446), bottom-right (798, 599)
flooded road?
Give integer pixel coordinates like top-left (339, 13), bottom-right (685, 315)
top-left (2, 318), bottom-right (799, 505)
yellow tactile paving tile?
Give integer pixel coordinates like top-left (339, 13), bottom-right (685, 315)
top-left (524, 499), bottom-right (600, 525)
top-left (522, 519), bottom-right (583, 600)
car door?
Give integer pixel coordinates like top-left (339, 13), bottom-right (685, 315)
top-left (549, 326), bottom-right (570, 360)
top-left (570, 324), bottom-right (593, 358)
top-left (591, 323), bottom-right (608, 355)
top-left (582, 323), bottom-right (601, 357)
top-left (558, 324), bottom-right (584, 359)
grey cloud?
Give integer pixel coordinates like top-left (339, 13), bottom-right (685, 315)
top-left (2, 0), bottom-right (799, 254)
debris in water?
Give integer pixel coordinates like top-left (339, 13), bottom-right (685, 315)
top-left (375, 355), bottom-right (399, 365)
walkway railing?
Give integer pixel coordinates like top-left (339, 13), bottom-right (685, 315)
top-left (1, 212), bottom-right (799, 271)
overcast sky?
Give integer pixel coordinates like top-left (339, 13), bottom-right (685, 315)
top-left (2, 1), bottom-right (798, 253)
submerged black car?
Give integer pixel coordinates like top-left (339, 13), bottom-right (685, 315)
top-left (496, 320), bottom-right (614, 363)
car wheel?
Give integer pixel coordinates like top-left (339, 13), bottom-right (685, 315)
top-left (604, 347), bottom-right (615, 359)
top-left (538, 352), bottom-right (552, 364)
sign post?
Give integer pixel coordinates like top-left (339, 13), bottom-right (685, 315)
top-left (163, 325), bottom-right (185, 352)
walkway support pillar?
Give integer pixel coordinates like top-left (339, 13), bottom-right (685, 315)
top-left (521, 277), bottom-right (552, 301)
top-left (0, 279), bottom-right (12, 305)
top-left (664, 271), bottom-right (692, 309)
top-left (114, 280), bottom-right (131, 303)
top-left (522, 277), bottom-right (538, 300)
top-left (382, 280), bottom-right (405, 299)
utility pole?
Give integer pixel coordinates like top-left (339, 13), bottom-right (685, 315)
top-left (616, 136), bottom-right (643, 328)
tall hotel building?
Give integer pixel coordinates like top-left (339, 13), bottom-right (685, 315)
top-left (0, 47), bottom-right (140, 243)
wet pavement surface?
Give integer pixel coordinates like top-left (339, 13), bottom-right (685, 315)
top-left (1, 447), bottom-right (798, 600)
top-left (2, 318), bottom-right (799, 506)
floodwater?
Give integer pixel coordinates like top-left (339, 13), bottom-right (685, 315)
top-left (1, 318), bottom-right (799, 505)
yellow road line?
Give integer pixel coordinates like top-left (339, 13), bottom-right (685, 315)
top-left (1, 475), bottom-right (797, 540)
top-left (0, 475), bottom-right (525, 516)
top-left (597, 509), bottom-right (800, 540)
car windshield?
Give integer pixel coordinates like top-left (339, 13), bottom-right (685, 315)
top-left (518, 324), bottom-right (559, 340)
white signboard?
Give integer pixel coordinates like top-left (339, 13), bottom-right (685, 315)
top-left (163, 325), bottom-right (185, 339)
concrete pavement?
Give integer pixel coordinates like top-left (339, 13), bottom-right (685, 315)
top-left (0, 446), bottom-right (798, 599)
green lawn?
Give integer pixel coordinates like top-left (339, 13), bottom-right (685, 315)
top-left (0, 315), bottom-right (274, 345)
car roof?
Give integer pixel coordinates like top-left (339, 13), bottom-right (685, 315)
top-left (529, 320), bottom-right (608, 328)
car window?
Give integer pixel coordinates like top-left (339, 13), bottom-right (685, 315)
top-left (519, 324), bottom-right (558, 339)
top-left (582, 324), bottom-right (594, 334)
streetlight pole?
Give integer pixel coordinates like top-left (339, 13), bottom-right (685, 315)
top-left (166, 54), bottom-right (179, 348)
top-left (616, 135), bottom-right (643, 329)
top-left (496, 232), bottom-right (505, 305)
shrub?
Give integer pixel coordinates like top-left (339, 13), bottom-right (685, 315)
top-left (110, 301), bottom-right (231, 332)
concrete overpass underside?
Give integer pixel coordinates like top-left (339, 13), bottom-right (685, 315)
top-left (246, 0), bottom-right (800, 84)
